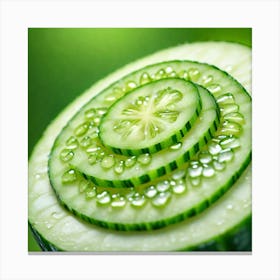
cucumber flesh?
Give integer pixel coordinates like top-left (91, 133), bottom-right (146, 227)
top-left (29, 164), bottom-right (251, 251)
top-left (100, 79), bottom-right (202, 156)
top-left (29, 41), bottom-right (252, 251)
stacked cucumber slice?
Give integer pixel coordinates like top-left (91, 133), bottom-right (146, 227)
top-left (28, 41), bottom-right (252, 251)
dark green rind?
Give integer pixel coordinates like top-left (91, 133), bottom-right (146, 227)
top-left (28, 215), bottom-right (251, 252)
top-left (28, 221), bottom-right (62, 252)
top-left (50, 152), bottom-right (251, 231)
top-left (179, 215), bottom-right (252, 252)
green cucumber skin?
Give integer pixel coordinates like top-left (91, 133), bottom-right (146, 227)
top-left (179, 215), bottom-right (252, 252)
top-left (49, 152), bottom-right (251, 231)
top-left (28, 215), bottom-right (251, 252)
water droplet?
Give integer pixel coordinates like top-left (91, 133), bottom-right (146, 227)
top-left (79, 180), bottom-right (90, 193)
top-left (190, 177), bottom-right (201, 187)
top-left (111, 194), bottom-right (126, 208)
top-left (96, 107), bottom-right (107, 116)
top-left (165, 66), bottom-right (173, 74)
top-left (75, 123), bottom-right (89, 137)
top-left (84, 108), bottom-right (96, 120)
top-left (126, 189), bottom-right (136, 201)
top-left (216, 135), bottom-right (228, 141)
top-left (156, 180), bottom-right (170, 192)
top-left (88, 153), bottom-right (97, 165)
top-left (221, 104), bottom-right (239, 115)
top-left (131, 194), bottom-right (146, 207)
top-left (124, 81), bottom-right (137, 92)
top-left (144, 185), bottom-right (157, 198)
top-left (92, 117), bottom-right (101, 126)
top-left (86, 144), bottom-right (100, 154)
top-left (221, 121), bottom-right (242, 136)
top-left (188, 68), bottom-right (200, 81)
top-left (101, 155), bottom-right (115, 169)
top-left (114, 161), bottom-right (124, 174)
top-left (202, 75), bottom-right (213, 86)
top-left (216, 93), bottom-right (235, 105)
top-left (208, 84), bottom-right (222, 95)
top-left (140, 72), bottom-right (152, 85)
top-left (152, 192), bottom-right (171, 207)
top-left (96, 150), bottom-right (105, 162)
top-left (218, 148), bottom-right (234, 163)
top-left (199, 152), bottom-right (212, 164)
top-left (66, 136), bottom-right (79, 149)
top-left (86, 187), bottom-right (96, 198)
top-left (220, 136), bottom-right (240, 149)
top-left (208, 142), bottom-right (222, 155)
top-left (106, 87), bottom-right (124, 102)
top-left (35, 173), bottom-right (41, 179)
top-left (60, 149), bottom-right (74, 162)
top-left (89, 131), bottom-right (99, 139)
top-left (202, 164), bottom-right (215, 177)
top-left (172, 182), bottom-right (186, 194)
top-left (80, 136), bottom-right (92, 148)
top-left (155, 69), bottom-right (166, 80)
top-left (213, 160), bottom-right (225, 171)
top-left (97, 191), bottom-right (111, 205)
top-left (188, 165), bottom-right (203, 178)
top-left (137, 153), bottom-right (152, 165)
top-left (172, 170), bottom-right (186, 180)
top-left (125, 156), bottom-right (137, 168)
top-left (62, 169), bottom-right (77, 184)
top-left (167, 71), bottom-right (177, 77)
top-left (190, 160), bottom-right (200, 166)
top-left (223, 112), bottom-right (245, 124)
top-left (170, 142), bottom-right (182, 150)
top-left (178, 70), bottom-right (189, 79)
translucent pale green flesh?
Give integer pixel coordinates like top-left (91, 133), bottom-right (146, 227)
top-left (29, 164), bottom-right (251, 251)
top-left (100, 79), bottom-right (201, 153)
top-left (29, 41), bottom-right (252, 251)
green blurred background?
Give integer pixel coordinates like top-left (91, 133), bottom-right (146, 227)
top-left (28, 28), bottom-right (251, 251)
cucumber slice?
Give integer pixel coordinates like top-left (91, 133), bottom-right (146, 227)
top-left (100, 79), bottom-right (202, 156)
top-left (29, 41), bottom-right (252, 251)
top-left (29, 164), bottom-right (252, 251)
top-left (48, 59), bottom-right (250, 230)
top-left (49, 83), bottom-right (218, 189)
